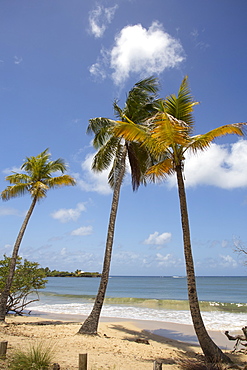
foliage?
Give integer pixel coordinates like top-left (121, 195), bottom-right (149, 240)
top-left (9, 341), bottom-right (54, 370)
top-left (1, 148), bottom-right (76, 202)
top-left (40, 267), bottom-right (101, 277)
top-left (0, 255), bottom-right (47, 315)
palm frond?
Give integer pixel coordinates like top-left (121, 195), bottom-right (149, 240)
top-left (146, 158), bottom-right (174, 181)
top-left (87, 117), bottom-right (116, 136)
top-left (189, 123), bottom-right (246, 153)
top-left (126, 141), bottom-right (154, 191)
top-left (5, 173), bottom-right (30, 184)
top-left (46, 175), bottom-right (76, 188)
top-left (151, 112), bottom-right (190, 148)
top-left (164, 76), bottom-right (199, 130)
top-left (113, 101), bottom-right (123, 120)
top-left (123, 76), bottom-right (159, 122)
top-left (1, 184), bottom-right (30, 201)
top-left (114, 120), bottom-right (149, 144)
top-left (92, 137), bottom-right (119, 172)
top-left (46, 158), bottom-right (67, 174)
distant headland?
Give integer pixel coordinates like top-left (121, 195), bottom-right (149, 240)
top-left (40, 267), bottom-right (101, 278)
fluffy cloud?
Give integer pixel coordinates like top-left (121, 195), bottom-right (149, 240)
top-left (167, 140), bottom-right (247, 189)
top-left (90, 21), bottom-right (185, 85)
top-left (71, 225), bottom-right (93, 236)
top-left (75, 153), bottom-right (113, 195)
top-left (89, 4), bottom-right (118, 38)
top-left (144, 231), bottom-right (171, 246)
top-left (51, 202), bottom-right (86, 223)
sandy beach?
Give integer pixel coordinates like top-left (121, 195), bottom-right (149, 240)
top-left (0, 313), bottom-right (246, 370)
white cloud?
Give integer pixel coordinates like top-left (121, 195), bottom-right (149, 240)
top-left (51, 202), bottom-right (86, 223)
top-left (2, 166), bottom-right (22, 175)
top-left (0, 206), bottom-right (24, 217)
top-left (219, 254), bottom-right (238, 268)
top-left (90, 21), bottom-right (185, 85)
top-left (167, 139), bottom-right (247, 189)
top-left (144, 231), bottom-right (171, 245)
top-left (89, 4), bottom-right (118, 38)
top-left (14, 56), bottom-right (23, 65)
top-left (71, 225), bottom-right (93, 236)
top-left (155, 253), bottom-right (182, 267)
top-left (75, 153), bottom-right (112, 195)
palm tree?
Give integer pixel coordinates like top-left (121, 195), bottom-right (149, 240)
top-left (78, 77), bottom-right (159, 335)
top-left (114, 77), bottom-right (245, 363)
top-left (0, 149), bottom-right (76, 322)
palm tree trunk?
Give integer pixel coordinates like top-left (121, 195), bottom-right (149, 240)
top-left (175, 163), bottom-right (231, 364)
top-left (78, 146), bottom-right (127, 335)
top-left (0, 197), bottom-right (37, 322)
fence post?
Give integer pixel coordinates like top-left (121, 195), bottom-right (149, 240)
top-left (0, 341), bottom-right (8, 359)
top-left (79, 353), bottom-right (87, 370)
top-left (153, 360), bottom-right (162, 370)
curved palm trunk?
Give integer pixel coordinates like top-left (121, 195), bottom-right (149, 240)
top-left (0, 197), bottom-right (37, 322)
top-left (175, 163), bottom-right (231, 364)
top-left (78, 147), bottom-right (127, 335)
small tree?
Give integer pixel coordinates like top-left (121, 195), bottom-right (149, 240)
top-left (0, 255), bottom-right (47, 315)
top-left (0, 148), bottom-right (76, 321)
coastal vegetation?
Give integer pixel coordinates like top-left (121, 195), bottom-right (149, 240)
top-left (114, 76), bottom-right (245, 363)
top-left (0, 149), bottom-right (76, 322)
top-left (9, 341), bottom-right (54, 370)
top-left (40, 267), bottom-right (101, 277)
top-left (0, 255), bottom-right (47, 316)
top-left (78, 77), bottom-right (159, 335)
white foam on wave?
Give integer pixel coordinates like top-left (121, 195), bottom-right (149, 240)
top-left (28, 302), bottom-right (247, 331)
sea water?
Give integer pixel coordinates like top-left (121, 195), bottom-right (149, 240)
top-left (28, 276), bottom-right (247, 331)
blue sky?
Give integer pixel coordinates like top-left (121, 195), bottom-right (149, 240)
top-left (1, 0), bottom-right (247, 276)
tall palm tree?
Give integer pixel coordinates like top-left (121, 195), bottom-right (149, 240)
top-left (0, 149), bottom-right (76, 322)
top-left (78, 77), bottom-right (159, 335)
top-left (114, 77), bottom-right (245, 363)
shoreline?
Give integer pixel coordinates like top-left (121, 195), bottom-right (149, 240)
top-left (1, 312), bottom-right (245, 369)
top-left (24, 309), bottom-right (239, 349)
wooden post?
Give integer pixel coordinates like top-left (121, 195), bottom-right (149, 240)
top-left (79, 353), bottom-right (87, 370)
top-left (153, 360), bottom-right (162, 370)
top-left (0, 341), bottom-right (8, 359)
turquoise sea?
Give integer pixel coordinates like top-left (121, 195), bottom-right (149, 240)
top-left (29, 276), bottom-right (247, 331)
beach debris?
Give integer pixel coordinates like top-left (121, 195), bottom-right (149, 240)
top-left (224, 326), bottom-right (247, 352)
top-left (177, 357), bottom-right (231, 369)
top-left (135, 338), bottom-right (150, 345)
top-left (52, 363), bottom-right (60, 370)
top-left (153, 359), bottom-right (162, 369)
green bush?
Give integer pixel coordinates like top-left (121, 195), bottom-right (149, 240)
top-left (0, 255), bottom-right (47, 315)
top-left (9, 342), bottom-right (54, 370)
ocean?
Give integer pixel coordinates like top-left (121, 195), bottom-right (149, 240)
top-left (28, 276), bottom-right (247, 331)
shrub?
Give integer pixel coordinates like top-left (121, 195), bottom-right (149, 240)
top-left (9, 341), bottom-right (54, 370)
